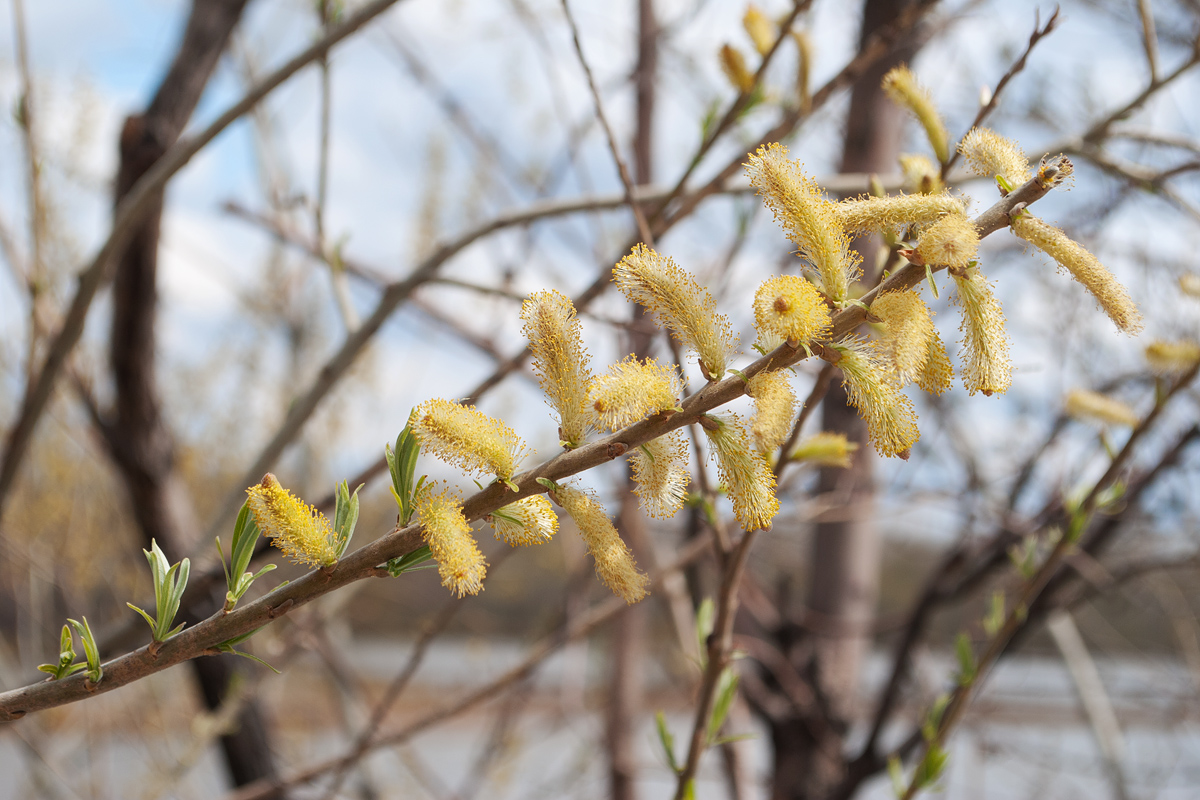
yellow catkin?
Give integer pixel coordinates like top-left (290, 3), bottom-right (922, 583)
top-left (555, 485), bottom-right (649, 604)
top-left (1064, 389), bottom-right (1139, 428)
top-left (490, 495), bottom-right (559, 547)
top-left (951, 265), bottom-right (1012, 396)
top-left (1144, 340), bottom-right (1200, 374)
top-left (833, 339), bottom-right (920, 457)
top-left (753, 275), bottom-right (832, 344)
top-left (246, 473), bottom-right (338, 568)
top-left (747, 370), bottom-right (796, 453)
top-left (612, 245), bottom-right (737, 380)
top-left (744, 142), bottom-right (861, 302)
top-left (792, 29), bottom-right (812, 113)
top-left (900, 153), bottom-right (943, 194)
top-left (833, 193), bottom-right (966, 235)
top-left (702, 413), bottom-right (779, 531)
top-left (520, 290), bottom-right (594, 448)
top-left (790, 431), bottom-right (858, 468)
top-left (719, 44), bottom-right (756, 93)
top-left (958, 128), bottom-right (1031, 188)
top-left (412, 398), bottom-right (526, 482)
top-left (915, 213), bottom-right (979, 269)
top-left (871, 290), bottom-right (933, 386)
top-left (916, 331), bottom-right (954, 396)
top-left (1179, 274), bottom-right (1200, 298)
top-left (1010, 214), bottom-right (1143, 334)
top-left (587, 356), bottom-right (680, 431)
top-left (415, 485), bottom-right (486, 598)
top-left (881, 65), bottom-right (949, 163)
top-left (629, 432), bottom-right (691, 519)
top-left (743, 5), bottom-right (776, 55)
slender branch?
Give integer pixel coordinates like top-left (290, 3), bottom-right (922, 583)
top-left (0, 0), bottom-right (408, 519)
top-left (940, 6), bottom-right (1061, 179)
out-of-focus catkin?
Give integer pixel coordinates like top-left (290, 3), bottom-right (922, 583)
top-left (833, 339), bottom-right (920, 457)
top-left (790, 431), bottom-right (858, 468)
top-left (1010, 214), bottom-right (1143, 334)
top-left (1145, 340), bottom-right (1200, 374)
top-left (719, 44), bottom-right (756, 93)
top-left (881, 65), bottom-right (950, 163)
top-left (612, 245), bottom-right (737, 381)
top-left (415, 485), bottom-right (486, 598)
top-left (744, 143), bottom-right (860, 302)
top-left (702, 413), bottom-right (779, 531)
top-left (950, 265), bottom-right (1012, 396)
top-left (871, 290), bottom-right (951, 394)
top-left (1064, 389), bottom-right (1139, 428)
top-left (742, 5), bottom-right (775, 55)
top-left (554, 485), bottom-right (649, 604)
top-left (629, 432), bottom-right (690, 519)
top-left (900, 154), bottom-right (943, 194)
top-left (520, 290), bottom-right (594, 448)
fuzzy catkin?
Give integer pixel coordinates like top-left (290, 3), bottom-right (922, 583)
top-left (702, 413), bottom-right (779, 531)
top-left (747, 370), bottom-right (796, 453)
top-left (753, 275), bottom-right (832, 344)
top-left (951, 266), bottom-right (1012, 396)
top-left (555, 485), bottom-right (649, 604)
top-left (520, 290), bottom-right (594, 447)
top-left (833, 339), bottom-right (921, 457)
top-left (587, 356), bottom-right (680, 431)
top-left (629, 432), bottom-right (690, 519)
top-left (833, 193), bottom-right (966, 235)
top-left (612, 245), bottom-right (737, 380)
top-left (490, 495), bottom-right (558, 547)
top-left (412, 398), bottom-right (526, 481)
top-left (881, 65), bottom-right (950, 163)
top-left (246, 474), bottom-right (338, 568)
top-left (416, 485), bottom-right (487, 598)
top-left (958, 128), bottom-right (1031, 187)
top-left (744, 143), bottom-right (860, 302)
top-left (1010, 214), bottom-right (1143, 334)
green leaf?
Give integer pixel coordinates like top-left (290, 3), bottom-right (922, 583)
top-left (135, 540), bottom-right (190, 641)
top-left (333, 480), bottom-right (362, 558)
top-left (925, 262), bottom-right (940, 299)
top-left (69, 617), bottom-right (102, 684)
top-left (954, 632), bottom-right (976, 686)
top-left (385, 545), bottom-right (434, 577)
top-left (695, 598), bottom-right (714, 669)
top-left (707, 667), bottom-right (740, 743)
top-left (888, 755), bottom-right (906, 798)
top-left (983, 590), bottom-right (1005, 637)
top-left (655, 711), bottom-right (680, 773)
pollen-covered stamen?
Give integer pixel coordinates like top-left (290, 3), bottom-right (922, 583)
top-left (414, 484), bottom-right (487, 598)
top-left (629, 432), bottom-right (690, 519)
top-left (950, 265), bottom-right (1012, 396)
top-left (702, 413), bottom-right (779, 531)
top-left (753, 275), bottom-right (832, 345)
top-left (490, 495), bottom-right (559, 547)
top-left (832, 339), bottom-right (921, 457)
top-left (958, 127), bottom-right (1031, 189)
top-left (246, 473), bottom-right (339, 568)
top-left (554, 485), bottom-right (649, 604)
top-left (747, 370), bottom-right (796, 453)
top-left (587, 356), bottom-right (681, 431)
top-left (833, 193), bottom-right (967, 235)
top-left (915, 213), bottom-right (979, 269)
top-left (520, 290), bottom-right (594, 448)
top-left (412, 398), bottom-right (527, 482)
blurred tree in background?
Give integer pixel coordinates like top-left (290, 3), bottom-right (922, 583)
top-left (1, 1), bottom-right (1200, 799)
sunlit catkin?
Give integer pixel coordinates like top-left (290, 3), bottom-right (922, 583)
top-left (246, 473), bottom-right (338, 568)
top-left (490, 495), bottom-right (558, 547)
top-left (915, 213), bottom-right (979, 269)
top-left (744, 142), bottom-right (860, 302)
top-left (520, 290), bottom-right (594, 448)
top-left (612, 245), bottom-right (737, 380)
top-left (743, 5), bottom-right (776, 55)
top-left (790, 431), bottom-right (858, 468)
top-left (900, 154), bottom-right (943, 194)
top-left (882, 66), bottom-right (949, 163)
top-left (958, 128), bottom-right (1030, 188)
top-left (1144, 339), bottom-right (1200, 374)
top-left (1064, 389), bottom-right (1139, 428)
top-left (587, 356), bottom-right (681, 431)
top-left (415, 484), bottom-right (486, 597)
top-left (413, 398), bottom-right (526, 483)
top-left (833, 339), bottom-right (920, 457)
top-left (746, 370), bottom-right (796, 453)
top-left (753, 275), bottom-right (832, 344)
top-left (950, 265), bottom-right (1012, 396)
top-left (554, 485), bottom-right (649, 604)
top-left (833, 193), bottom-right (965, 235)
top-left (871, 290), bottom-right (951, 393)
top-left (629, 432), bottom-right (690, 519)
top-left (1010, 214), bottom-right (1143, 334)
top-left (702, 413), bottom-right (779, 531)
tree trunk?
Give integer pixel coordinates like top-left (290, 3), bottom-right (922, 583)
top-left (101, 1), bottom-right (286, 793)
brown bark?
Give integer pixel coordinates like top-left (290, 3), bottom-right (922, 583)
top-left (101, 0), bottom-right (285, 792)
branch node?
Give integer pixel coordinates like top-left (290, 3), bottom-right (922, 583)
top-left (268, 599), bottom-right (295, 619)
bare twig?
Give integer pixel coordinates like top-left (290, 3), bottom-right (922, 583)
top-left (1138, 0), bottom-right (1161, 83)
top-left (0, 0), bottom-right (408, 519)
